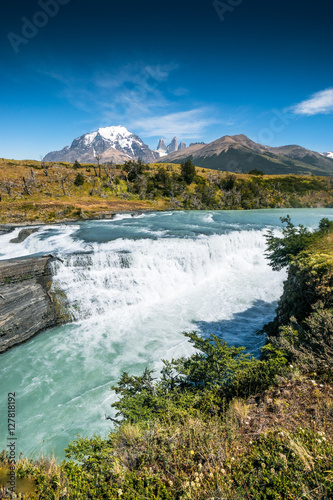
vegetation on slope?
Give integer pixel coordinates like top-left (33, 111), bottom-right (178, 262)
top-left (1, 218), bottom-right (333, 498)
top-left (1, 158), bottom-right (333, 223)
top-left (264, 217), bottom-right (333, 380)
top-left (160, 143), bottom-right (333, 177)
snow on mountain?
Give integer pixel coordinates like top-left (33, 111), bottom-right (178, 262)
top-left (322, 152), bottom-right (333, 159)
top-left (154, 136), bottom-right (187, 158)
top-left (154, 138), bottom-right (168, 157)
top-left (156, 138), bottom-right (167, 152)
top-left (44, 125), bottom-right (158, 164)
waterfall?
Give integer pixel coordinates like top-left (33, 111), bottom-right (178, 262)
top-left (51, 230), bottom-right (282, 325)
top-left (2, 209), bottom-right (328, 458)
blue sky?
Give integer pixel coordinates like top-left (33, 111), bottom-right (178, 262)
top-left (1, 0), bottom-right (333, 159)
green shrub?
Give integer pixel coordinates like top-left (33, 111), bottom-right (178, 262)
top-left (271, 304), bottom-right (333, 379)
top-left (74, 172), bottom-right (85, 186)
top-left (111, 332), bottom-right (288, 423)
top-left (264, 215), bottom-right (318, 271)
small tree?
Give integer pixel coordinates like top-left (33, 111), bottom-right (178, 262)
top-left (264, 215), bottom-right (317, 271)
top-left (180, 159), bottom-right (196, 185)
top-left (74, 172), bottom-right (85, 186)
top-left (123, 159), bottom-right (145, 183)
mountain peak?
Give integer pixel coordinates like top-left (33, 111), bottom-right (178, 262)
top-left (157, 134), bottom-right (333, 176)
top-left (97, 125), bottom-right (131, 139)
top-left (231, 134), bottom-right (250, 141)
top-left (168, 137), bottom-right (178, 153)
top-left (43, 125), bottom-right (158, 164)
top-left (156, 138), bottom-right (167, 152)
top-left (154, 136), bottom-right (187, 157)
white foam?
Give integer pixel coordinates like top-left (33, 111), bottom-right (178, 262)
top-left (0, 225), bottom-right (82, 260)
top-left (52, 229), bottom-right (285, 327)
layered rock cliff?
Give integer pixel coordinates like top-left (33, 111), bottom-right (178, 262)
top-left (0, 255), bottom-right (64, 353)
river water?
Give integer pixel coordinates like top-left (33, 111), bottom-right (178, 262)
top-left (0, 208), bottom-right (332, 459)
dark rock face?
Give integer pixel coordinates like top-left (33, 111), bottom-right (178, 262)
top-left (157, 138), bottom-right (167, 152)
top-left (0, 224), bottom-right (15, 235)
top-left (0, 256), bottom-right (64, 353)
top-left (10, 227), bottom-right (39, 243)
top-left (167, 137), bottom-right (178, 154)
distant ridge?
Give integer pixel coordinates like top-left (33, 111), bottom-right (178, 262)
top-left (158, 134), bottom-right (333, 176)
top-left (43, 127), bottom-right (333, 176)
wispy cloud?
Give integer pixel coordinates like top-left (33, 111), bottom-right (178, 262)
top-left (291, 88), bottom-right (333, 115)
top-left (131, 108), bottom-right (220, 138)
top-left (39, 62), bottom-right (221, 140)
top-left (41, 62), bottom-right (178, 120)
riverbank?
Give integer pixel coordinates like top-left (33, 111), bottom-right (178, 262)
top-left (0, 199), bottom-right (165, 225)
top-left (1, 158), bottom-right (333, 224)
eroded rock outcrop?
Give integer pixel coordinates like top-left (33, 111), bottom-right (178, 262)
top-left (10, 227), bottom-right (39, 243)
top-left (0, 255), bottom-right (64, 353)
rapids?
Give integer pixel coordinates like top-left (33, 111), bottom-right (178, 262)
top-left (0, 209), bottom-right (332, 458)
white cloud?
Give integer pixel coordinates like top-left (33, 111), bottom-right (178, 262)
top-left (292, 88), bottom-right (333, 115)
top-left (42, 62), bottom-right (179, 121)
top-left (144, 63), bottom-right (178, 82)
top-left (131, 108), bottom-right (220, 138)
top-left (40, 63), bottom-right (220, 140)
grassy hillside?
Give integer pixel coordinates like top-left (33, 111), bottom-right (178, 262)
top-left (1, 158), bottom-right (333, 223)
top-left (1, 218), bottom-right (333, 499)
top-left (0, 159), bottom-right (161, 223)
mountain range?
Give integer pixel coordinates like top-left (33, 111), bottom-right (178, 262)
top-left (43, 126), bottom-right (333, 176)
top-left (43, 126), bottom-right (188, 164)
top-left (157, 134), bottom-right (333, 176)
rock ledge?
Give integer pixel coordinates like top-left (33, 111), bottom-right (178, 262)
top-left (0, 256), bottom-right (63, 353)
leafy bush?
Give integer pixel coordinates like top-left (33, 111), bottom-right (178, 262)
top-left (264, 215), bottom-right (318, 271)
top-left (263, 218), bottom-right (333, 338)
top-left (271, 303), bottom-right (333, 379)
top-left (111, 332), bottom-right (288, 423)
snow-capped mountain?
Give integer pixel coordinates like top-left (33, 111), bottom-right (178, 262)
top-left (322, 152), bottom-right (333, 159)
top-left (43, 125), bottom-right (158, 164)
